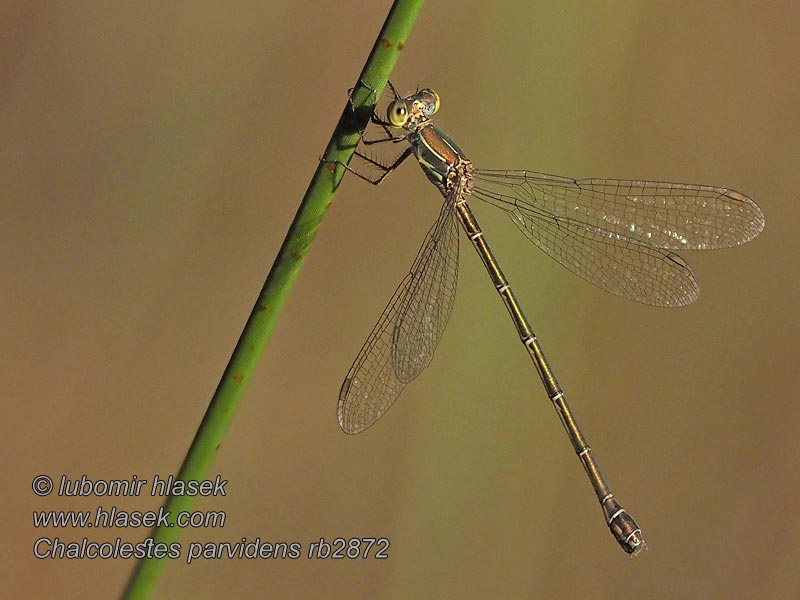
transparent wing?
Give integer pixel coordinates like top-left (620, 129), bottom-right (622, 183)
top-left (505, 203), bottom-right (699, 306)
top-left (474, 170), bottom-right (765, 249)
top-left (472, 170), bottom-right (765, 306)
top-left (338, 200), bottom-right (460, 434)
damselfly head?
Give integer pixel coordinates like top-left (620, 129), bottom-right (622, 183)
top-left (386, 88), bottom-right (440, 129)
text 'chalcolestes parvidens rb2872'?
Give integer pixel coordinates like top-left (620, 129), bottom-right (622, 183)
top-left (334, 83), bottom-right (765, 555)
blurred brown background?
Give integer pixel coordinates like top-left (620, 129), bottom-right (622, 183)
top-left (3, 2), bottom-right (798, 598)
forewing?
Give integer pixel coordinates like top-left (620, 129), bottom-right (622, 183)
top-left (474, 170), bottom-right (764, 250)
top-left (472, 170), bottom-right (765, 306)
top-left (338, 201), bottom-right (460, 434)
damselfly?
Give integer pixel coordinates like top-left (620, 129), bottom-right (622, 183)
top-left (335, 83), bottom-right (765, 555)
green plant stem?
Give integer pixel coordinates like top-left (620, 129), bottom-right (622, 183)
top-left (121, 1), bottom-right (425, 598)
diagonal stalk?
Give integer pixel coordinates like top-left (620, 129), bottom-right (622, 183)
top-left (121, 1), bottom-right (425, 598)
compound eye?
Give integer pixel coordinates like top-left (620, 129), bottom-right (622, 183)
top-left (417, 89), bottom-right (440, 117)
top-left (387, 100), bottom-right (409, 127)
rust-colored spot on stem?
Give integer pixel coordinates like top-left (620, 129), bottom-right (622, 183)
top-left (232, 373), bottom-right (244, 383)
top-left (397, 41), bottom-right (405, 51)
top-left (381, 37), bottom-right (392, 49)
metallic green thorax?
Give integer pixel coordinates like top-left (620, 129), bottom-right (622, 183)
top-left (409, 124), bottom-right (468, 194)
